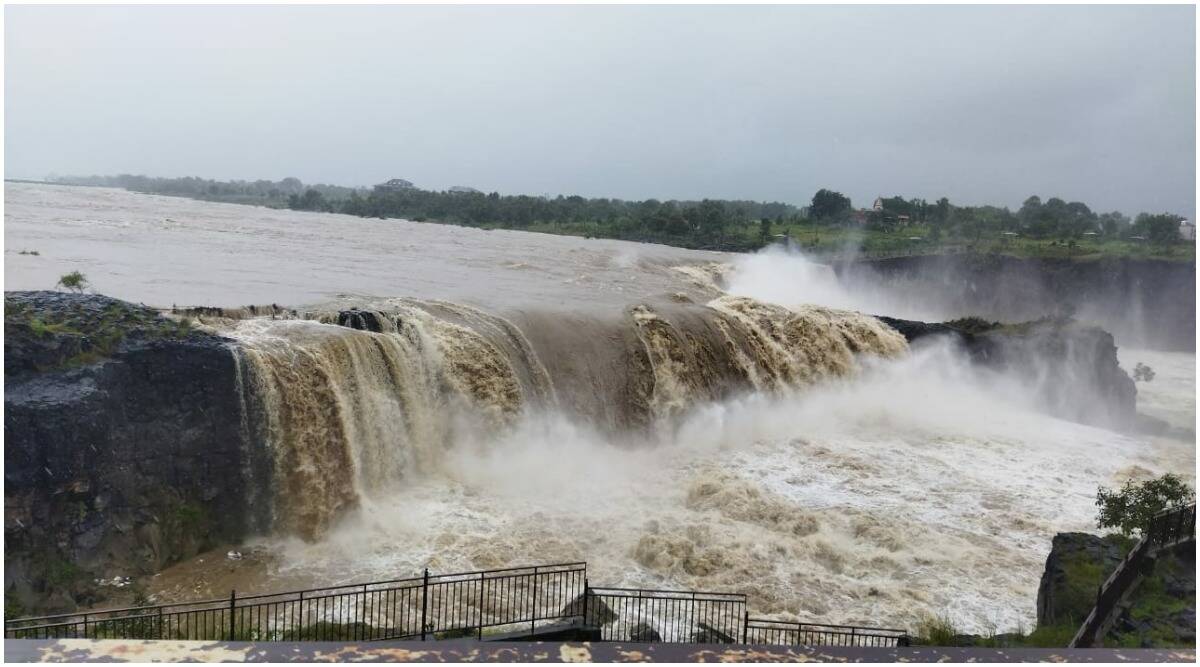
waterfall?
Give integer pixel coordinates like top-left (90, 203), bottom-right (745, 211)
top-left (217, 296), bottom-right (908, 539)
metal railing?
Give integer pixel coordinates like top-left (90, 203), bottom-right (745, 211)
top-left (585, 587), bottom-right (746, 643)
top-left (744, 617), bottom-right (910, 647)
top-left (4, 562), bottom-right (587, 642)
top-left (1070, 503), bottom-right (1196, 648)
top-left (5, 561), bottom-right (910, 647)
top-left (1143, 503), bottom-right (1196, 552)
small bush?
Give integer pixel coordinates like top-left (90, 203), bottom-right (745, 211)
top-left (55, 271), bottom-right (89, 293)
top-left (1096, 474), bottom-right (1195, 537)
top-left (914, 614), bottom-right (958, 646)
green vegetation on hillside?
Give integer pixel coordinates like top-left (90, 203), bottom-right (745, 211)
top-left (47, 175), bottom-right (1194, 260)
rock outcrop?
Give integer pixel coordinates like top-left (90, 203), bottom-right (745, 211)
top-left (1035, 532), bottom-right (1195, 648)
top-left (4, 292), bottom-right (270, 615)
top-left (878, 316), bottom-right (1137, 430)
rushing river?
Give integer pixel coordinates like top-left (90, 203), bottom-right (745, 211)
top-left (4, 182), bottom-right (1195, 633)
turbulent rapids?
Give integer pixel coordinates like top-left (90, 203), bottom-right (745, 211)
top-left (216, 296), bottom-right (907, 539)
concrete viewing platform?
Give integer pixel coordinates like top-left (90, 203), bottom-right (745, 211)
top-left (4, 639), bottom-right (1196, 663)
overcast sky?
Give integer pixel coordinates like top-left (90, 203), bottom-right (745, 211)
top-left (6, 5), bottom-right (1196, 217)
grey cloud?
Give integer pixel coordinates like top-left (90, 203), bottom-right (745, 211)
top-left (5, 4), bottom-right (1194, 217)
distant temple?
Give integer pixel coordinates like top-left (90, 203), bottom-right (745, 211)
top-left (374, 178), bottom-right (415, 192)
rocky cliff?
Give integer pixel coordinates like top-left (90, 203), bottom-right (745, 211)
top-left (877, 315), bottom-right (1137, 430)
top-left (4, 292), bottom-right (271, 615)
top-left (1036, 532), bottom-right (1195, 648)
top-left (839, 255), bottom-right (1195, 352)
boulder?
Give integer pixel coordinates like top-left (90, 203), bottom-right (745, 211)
top-left (691, 622), bottom-right (736, 643)
top-left (629, 621), bottom-right (662, 642)
top-left (1036, 532), bottom-right (1129, 628)
top-left (559, 592), bottom-right (616, 626)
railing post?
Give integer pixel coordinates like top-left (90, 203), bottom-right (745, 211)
top-left (228, 590), bottom-right (236, 641)
top-left (478, 572), bottom-right (485, 641)
top-left (583, 578), bottom-right (590, 626)
top-left (636, 589), bottom-right (643, 640)
top-left (158, 607), bottom-right (164, 640)
top-left (361, 583), bottom-right (368, 642)
top-left (420, 569), bottom-right (429, 641)
top-left (530, 566), bottom-right (539, 636)
top-left (742, 611), bottom-right (748, 644)
top-left (82, 613), bottom-right (88, 640)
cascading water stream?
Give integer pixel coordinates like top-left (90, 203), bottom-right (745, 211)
top-left (214, 296), bottom-right (909, 541)
top-left (226, 303), bottom-right (530, 538)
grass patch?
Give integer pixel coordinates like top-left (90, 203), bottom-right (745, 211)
top-left (1019, 623), bottom-right (1079, 648)
top-left (6, 295), bottom-right (200, 373)
top-left (1104, 554), bottom-right (1194, 648)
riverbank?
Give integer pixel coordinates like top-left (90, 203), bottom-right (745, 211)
top-left (21, 180), bottom-right (1194, 261)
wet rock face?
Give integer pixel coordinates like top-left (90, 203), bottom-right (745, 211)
top-left (1035, 532), bottom-right (1129, 628)
top-left (840, 255), bottom-right (1196, 352)
top-left (1036, 532), bottom-right (1196, 648)
top-left (878, 316), bottom-right (1137, 430)
top-left (4, 291), bottom-right (270, 615)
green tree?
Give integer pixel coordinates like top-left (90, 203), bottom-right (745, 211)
top-left (933, 197), bottom-right (951, 224)
top-left (1098, 211), bottom-right (1129, 237)
top-left (289, 189), bottom-right (329, 212)
top-left (696, 199), bottom-right (727, 242)
top-left (1062, 201), bottom-right (1097, 238)
top-left (759, 217), bottom-right (772, 244)
top-left (1096, 473), bottom-right (1194, 537)
top-left (810, 189), bottom-right (851, 221)
top-left (878, 195), bottom-right (915, 218)
top-left (1132, 213), bottom-right (1183, 246)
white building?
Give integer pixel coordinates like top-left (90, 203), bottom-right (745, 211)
top-left (1180, 219), bottom-right (1195, 241)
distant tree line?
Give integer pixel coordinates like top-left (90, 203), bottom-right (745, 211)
top-left (330, 189), bottom-right (799, 250)
top-left (54, 173), bottom-right (800, 251)
top-left (53, 174), bottom-right (361, 204)
top-left (52, 174), bottom-right (1190, 250)
top-left (809, 188), bottom-right (1187, 246)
